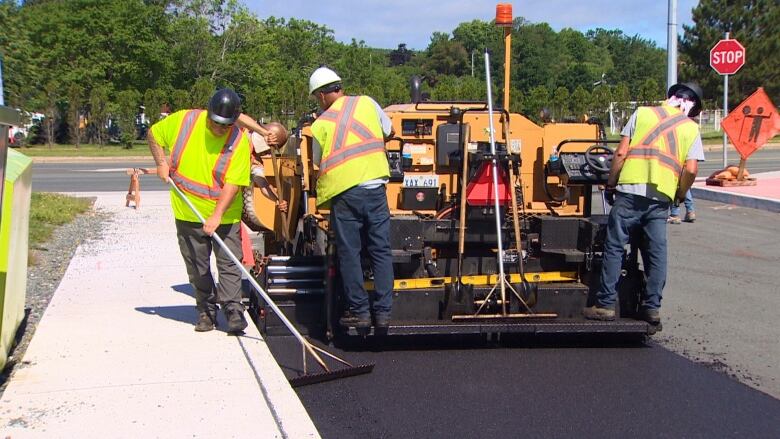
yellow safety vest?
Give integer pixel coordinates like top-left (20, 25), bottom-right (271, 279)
top-left (312, 95), bottom-right (390, 207)
top-left (161, 110), bottom-right (248, 222)
top-left (619, 105), bottom-right (699, 200)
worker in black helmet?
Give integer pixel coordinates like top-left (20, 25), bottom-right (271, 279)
top-left (584, 82), bottom-right (704, 332)
top-left (147, 88), bottom-right (274, 334)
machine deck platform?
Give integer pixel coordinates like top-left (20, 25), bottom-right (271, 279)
top-left (345, 318), bottom-right (650, 336)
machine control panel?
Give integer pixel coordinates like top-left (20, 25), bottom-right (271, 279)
top-left (553, 152), bottom-right (610, 184)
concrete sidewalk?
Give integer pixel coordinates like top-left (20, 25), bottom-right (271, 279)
top-left (692, 170), bottom-right (780, 213)
top-left (0, 191), bottom-right (319, 438)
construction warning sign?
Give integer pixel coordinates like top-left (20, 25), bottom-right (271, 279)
top-left (721, 87), bottom-right (780, 159)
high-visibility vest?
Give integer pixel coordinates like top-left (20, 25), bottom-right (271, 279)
top-left (312, 95), bottom-right (390, 206)
top-left (619, 105), bottom-right (699, 200)
top-left (169, 110), bottom-right (243, 200)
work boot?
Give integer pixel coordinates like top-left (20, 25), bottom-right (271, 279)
top-left (582, 306), bottom-right (616, 321)
top-left (637, 308), bottom-right (663, 334)
top-left (194, 312), bottom-right (216, 332)
top-left (339, 311), bottom-right (371, 328)
top-left (667, 215), bottom-right (681, 224)
top-left (684, 211), bottom-right (696, 223)
top-left (225, 308), bottom-right (248, 334)
top-left (374, 313), bottom-right (391, 329)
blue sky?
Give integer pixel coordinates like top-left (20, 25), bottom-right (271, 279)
top-left (245, 1), bottom-right (699, 50)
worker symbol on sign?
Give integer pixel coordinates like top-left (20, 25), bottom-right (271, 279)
top-left (741, 105), bottom-right (772, 143)
top-left (721, 87), bottom-right (780, 160)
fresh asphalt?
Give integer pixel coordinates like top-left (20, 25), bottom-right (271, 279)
top-left (265, 335), bottom-right (780, 439)
top-left (28, 151), bottom-right (780, 438)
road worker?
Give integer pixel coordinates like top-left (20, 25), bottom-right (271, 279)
top-left (148, 88), bottom-right (275, 333)
top-left (584, 82), bottom-right (705, 331)
top-left (309, 66), bottom-right (394, 330)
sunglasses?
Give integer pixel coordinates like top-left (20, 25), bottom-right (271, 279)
top-left (214, 121), bottom-right (234, 128)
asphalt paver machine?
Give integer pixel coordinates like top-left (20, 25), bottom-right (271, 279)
top-left (242, 7), bottom-right (652, 340)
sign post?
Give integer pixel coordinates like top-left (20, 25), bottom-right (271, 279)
top-left (710, 34), bottom-right (746, 168)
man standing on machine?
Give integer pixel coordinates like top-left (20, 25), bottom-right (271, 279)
top-left (308, 66), bottom-right (394, 330)
top-left (148, 88), bottom-right (256, 334)
top-left (584, 82), bottom-right (704, 331)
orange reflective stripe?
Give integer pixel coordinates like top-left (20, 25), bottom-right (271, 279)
top-left (170, 110), bottom-right (202, 170)
top-left (318, 110), bottom-right (338, 121)
top-left (331, 97), bottom-right (360, 151)
top-left (171, 172), bottom-right (220, 200)
top-left (212, 127), bottom-right (241, 186)
top-left (636, 112), bottom-right (689, 147)
top-left (169, 113), bottom-right (244, 200)
top-left (665, 129), bottom-right (678, 157)
top-left (318, 96), bottom-right (387, 176)
top-left (319, 139), bottom-right (386, 175)
top-left (625, 147), bottom-right (682, 174)
top-left (652, 107), bottom-right (668, 119)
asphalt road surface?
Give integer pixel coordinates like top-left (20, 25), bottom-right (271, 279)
top-left (265, 335), bottom-right (780, 439)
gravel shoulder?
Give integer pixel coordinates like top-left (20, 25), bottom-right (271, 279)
top-left (0, 201), bottom-right (110, 395)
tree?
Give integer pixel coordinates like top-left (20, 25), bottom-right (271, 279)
top-left (189, 77), bottom-right (215, 109)
top-left (89, 85), bottom-right (111, 145)
top-left (589, 85), bottom-right (612, 124)
top-left (570, 86), bottom-right (591, 120)
top-left (425, 32), bottom-right (469, 77)
top-left (611, 82), bottom-right (632, 129)
top-left (0, 1), bottom-right (37, 107)
top-left (680, 0), bottom-right (779, 107)
top-left (389, 43), bottom-right (413, 66)
top-left (551, 87), bottom-right (570, 121)
top-left (66, 84), bottom-right (84, 147)
top-left (637, 78), bottom-right (662, 105)
top-left (587, 28), bottom-right (665, 94)
top-left (115, 89), bottom-right (141, 148)
top-left (523, 86), bottom-right (551, 122)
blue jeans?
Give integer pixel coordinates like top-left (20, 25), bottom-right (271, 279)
top-left (596, 192), bottom-right (669, 311)
top-left (670, 189), bottom-right (694, 217)
top-left (331, 185), bottom-right (394, 317)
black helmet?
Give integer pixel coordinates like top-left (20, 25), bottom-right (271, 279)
top-left (668, 82), bottom-right (703, 117)
top-left (208, 88), bottom-right (241, 125)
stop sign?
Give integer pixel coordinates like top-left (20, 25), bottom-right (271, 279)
top-left (710, 39), bottom-right (746, 75)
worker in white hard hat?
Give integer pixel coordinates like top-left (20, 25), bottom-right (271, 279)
top-left (308, 66), bottom-right (395, 331)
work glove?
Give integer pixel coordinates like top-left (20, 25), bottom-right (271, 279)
top-left (603, 186), bottom-right (615, 206)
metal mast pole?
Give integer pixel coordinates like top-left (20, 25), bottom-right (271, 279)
top-left (666, 0), bottom-right (678, 90)
top-left (484, 50), bottom-right (507, 314)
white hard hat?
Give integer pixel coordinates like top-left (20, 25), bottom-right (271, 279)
top-left (309, 67), bottom-right (342, 95)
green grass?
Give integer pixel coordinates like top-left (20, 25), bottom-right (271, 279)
top-left (29, 193), bottom-right (93, 250)
top-left (14, 142), bottom-right (148, 157)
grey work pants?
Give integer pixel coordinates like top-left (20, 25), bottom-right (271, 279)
top-left (175, 220), bottom-right (244, 315)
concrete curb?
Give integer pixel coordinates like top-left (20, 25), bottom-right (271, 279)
top-left (691, 186), bottom-right (780, 213)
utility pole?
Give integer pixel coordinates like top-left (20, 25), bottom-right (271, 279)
top-left (666, 0), bottom-right (678, 90)
top-left (0, 54), bottom-right (5, 106)
top-left (722, 31), bottom-right (730, 168)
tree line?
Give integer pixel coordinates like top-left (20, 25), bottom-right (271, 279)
top-left (0, 0), bottom-right (776, 147)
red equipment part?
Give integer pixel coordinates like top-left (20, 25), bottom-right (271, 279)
top-left (465, 162), bottom-right (511, 206)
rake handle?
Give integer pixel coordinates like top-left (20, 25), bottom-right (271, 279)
top-left (168, 180), bottom-right (309, 348)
